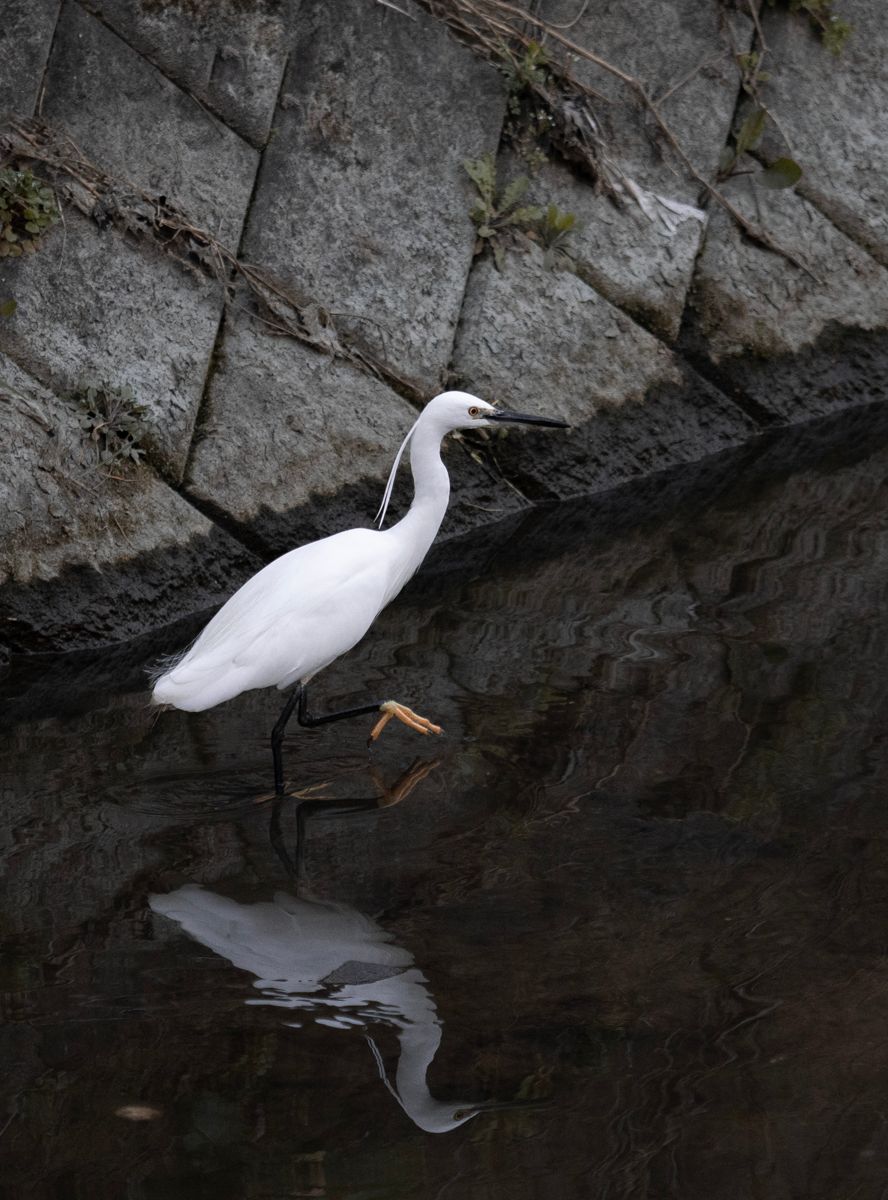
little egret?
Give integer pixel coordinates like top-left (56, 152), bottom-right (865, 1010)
top-left (151, 391), bottom-right (568, 793)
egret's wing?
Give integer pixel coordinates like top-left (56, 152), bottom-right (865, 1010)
top-left (154, 528), bottom-right (392, 707)
top-left (228, 561), bottom-right (388, 688)
top-left (193, 530), bottom-right (379, 660)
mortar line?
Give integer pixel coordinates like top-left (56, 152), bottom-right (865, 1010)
top-left (74, 0), bottom-right (262, 152)
top-left (437, 5), bottom-right (519, 391)
top-left (796, 185), bottom-right (888, 270)
top-left (0, 345), bottom-right (63, 399)
top-left (168, 482), bottom-right (276, 563)
top-left (37, 6), bottom-right (434, 419)
top-left (0, 342), bottom-right (270, 562)
top-left (33, 0), bottom-right (65, 118)
top-left (438, 107), bottom-right (511, 388)
top-left (179, 37), bottom-right (292, 494)
top-left (440, 0), bottom-right (762, 445)
top-left (668, 3), bottom-right (782, 431)
top-left (749, 148), bottom-right (888, 273)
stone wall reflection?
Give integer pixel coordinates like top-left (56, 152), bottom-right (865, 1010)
top-left (2, 427), bottom-right (888, 1197)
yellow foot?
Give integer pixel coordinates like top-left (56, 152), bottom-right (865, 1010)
top-left (368, 700), bottom-right (443, 744)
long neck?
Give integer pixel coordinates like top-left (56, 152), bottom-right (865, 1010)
top-left (386, 420), bottom-right (450, 568)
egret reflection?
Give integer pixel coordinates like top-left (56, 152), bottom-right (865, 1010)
top-left (149, 883), bottom-right (510, 1133)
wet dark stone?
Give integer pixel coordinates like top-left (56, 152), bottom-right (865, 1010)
top-left (678, 321), bottom-right (888, 424)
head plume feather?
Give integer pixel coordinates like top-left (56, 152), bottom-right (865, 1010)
top-left (375, 412), bottom-right (421, 529)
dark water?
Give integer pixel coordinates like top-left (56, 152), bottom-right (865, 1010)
top-left (3, 408), bottom-right (888, 1200)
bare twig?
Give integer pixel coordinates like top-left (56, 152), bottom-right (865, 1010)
top-left (746, 0), bottom-right (769, 53)
top-left (417, 0), bottom-right (818, 278)
top-left (654, 50), bottom-right (730, 109)
top-left (374, 0), bottom-right (418, 16)
top-left (2, 117), bottom-right (425, 394)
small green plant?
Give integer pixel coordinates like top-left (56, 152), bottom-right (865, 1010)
top-left (499, 39), bottom-right (551, 113)
top-left (537, 203), bottom-right (576, 251)
top-left (0, 298), bottom-right (16, 318)
top-left (768, 0), bottom-right (852, 54)
top-left (719, 0), bottom-right (850, 189)
top-left (718, 105), bottom-right (802, 190)
top-left (464, 154), bottom-right (578, 268)
top-left (0, 167), bottom-right (59, 257)
top-left (735, 50), bottom-right (770, 92)
top-left (464, 152), bottom-right (543, 269)
top-left (76, 381), bottom-right (148, 470)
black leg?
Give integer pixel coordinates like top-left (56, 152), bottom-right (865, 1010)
top-left (296, 684), bottom-right (380, 728)
top-left (271, 686), bottom-right (303, 796)
top-left (270, 684), bottom-right (382, 795)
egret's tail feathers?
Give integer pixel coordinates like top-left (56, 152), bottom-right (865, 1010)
top-left (151, 668), bottom-right (238, 712)
top-left (147, 649), bottom-right (187, 691)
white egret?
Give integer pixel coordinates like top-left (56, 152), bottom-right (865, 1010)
top-left (149, 883), bottom-right (527, 1133)
top-left (151, 391), bottom-right (568, 793)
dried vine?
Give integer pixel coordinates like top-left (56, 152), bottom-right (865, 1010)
top-left (415, 0), bottom-right (819, 279)
top-left (1, 118), bottom-right (421, 395)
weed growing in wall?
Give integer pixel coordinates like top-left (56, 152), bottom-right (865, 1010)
top-left (464, 152), bottom-right (577, 269)
top-left (75, 382), bottom-right (148, 471)
top-left (0, 167), bottom-right (58, 257)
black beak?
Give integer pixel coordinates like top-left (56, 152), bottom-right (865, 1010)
top-left (486, 408), bottom-right (569, 428)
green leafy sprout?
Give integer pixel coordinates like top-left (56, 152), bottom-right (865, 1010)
top-left (0, 167), bottom-right (59, 257)
top-left (718, 104), bottom-right (803, 190)
top-left (498, 39), bottom-right (552, 114)
top-left (719, 0), bottom-right (850, 188)
top-left (464, 153), bottom-right (577, 269)
top-left (76, 381), bottom-right (148, 470)
top-left (537, 203), bottom-right (576, 251)
top-left (464, 152), bottom-right (543, 269)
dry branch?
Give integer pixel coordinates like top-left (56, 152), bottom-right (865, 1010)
top-left (1, 118), bottom-right (422, 396)
top-left (416, 0), bottom-right (818, 279)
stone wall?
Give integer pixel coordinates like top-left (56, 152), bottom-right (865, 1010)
top-left (1, 0), bottom-right (886, 654)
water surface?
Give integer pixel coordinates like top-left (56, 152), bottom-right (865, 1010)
top-left (3, 409), bottom-right (888, 1199)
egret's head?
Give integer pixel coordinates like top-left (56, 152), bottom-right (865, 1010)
top-left (425, 390), bottom-right (569, 433)
top-left (375, 391), bottom-right (568, 528)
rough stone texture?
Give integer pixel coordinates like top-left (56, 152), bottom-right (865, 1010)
top-left (187, 308), bottom-right (417, 524)
top-left (515, 154), bottom-right (703, 343)
top-left (82, 0), bottom-right (297, 147)
top-left (242, 0), bottom-right (507, 389)
top-left (0, 354), bottom-right (260, 651)
top-left (452, 247), bottom-right (756, 499)
top-left (2, 0), bottom-right (888, 654)
top-left (42, 2), bottom-right (258, 248)
top-left (0, 206), bottom-right (225, 479)
top-left (186, 305), bottom-right (526, 556)
top-left (0, 0), bottom-right (59, 117)
top-left (757, 0), bottom-right (888, 267)
top-left (526, 0), bottom-right (754, 340)
top-left (682, 160), bottom-right (888, 420)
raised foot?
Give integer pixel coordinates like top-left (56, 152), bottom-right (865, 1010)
top-left (368, 700), bottom-right (443, 744)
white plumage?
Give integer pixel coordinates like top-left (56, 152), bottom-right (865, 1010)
top-left (151, 391), bottom-right (567, 787)
top-left (152, 529), bottom-right (393, 711)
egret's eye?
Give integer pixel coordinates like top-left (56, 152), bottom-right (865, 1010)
top-left (468, 406), bottom-right (481, 418)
